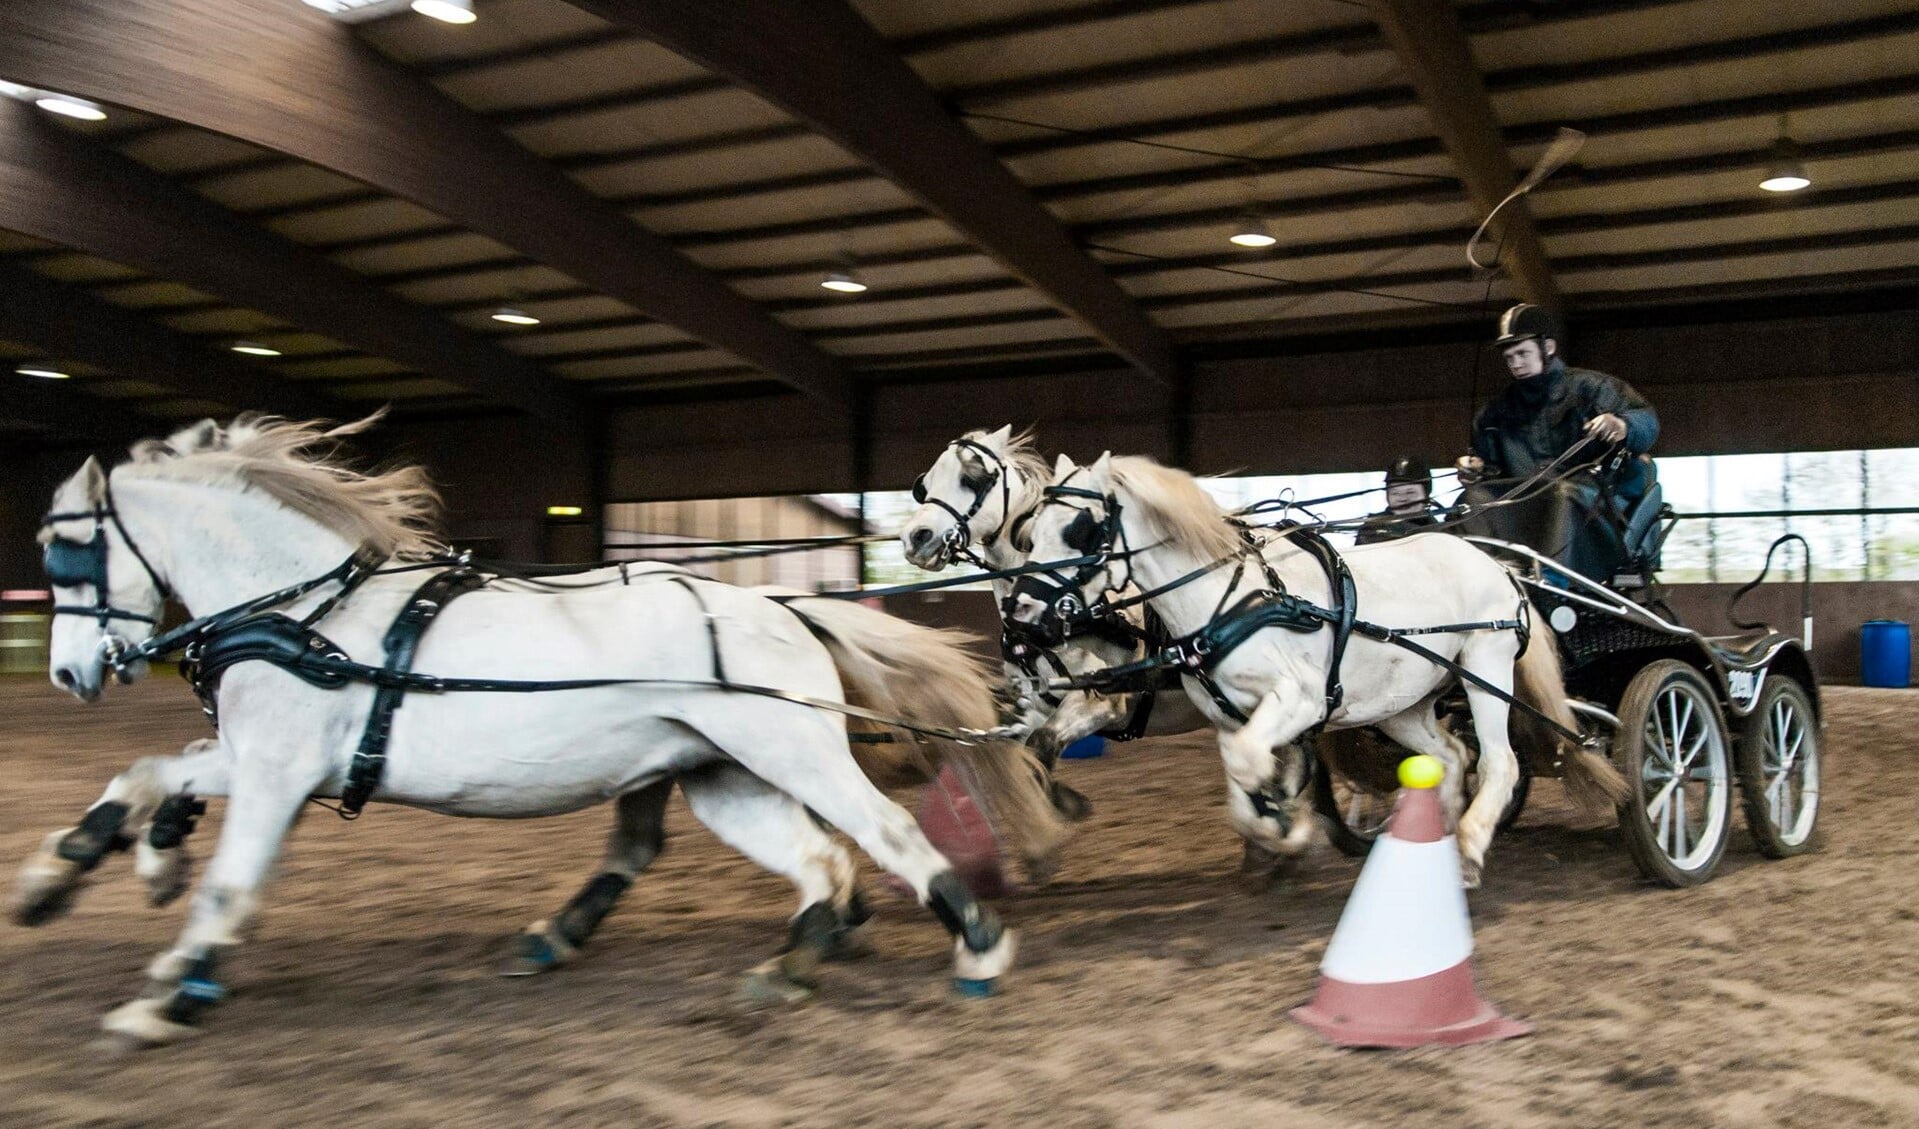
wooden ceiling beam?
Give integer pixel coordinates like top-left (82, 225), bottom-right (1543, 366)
top-left (570, 0), bottom-right (1179, 387)
top-left (1369, 0), bottom-right (1558, 305)
top-left (0, 102), bottom-right (550, 425)
top-left (0, 0), bottom-right (849, 410)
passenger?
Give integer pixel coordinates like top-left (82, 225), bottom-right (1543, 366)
top-left (1456, 304), bottom-right (1659, 581)
top-left (1356, 454), bottom-right (1441, 545)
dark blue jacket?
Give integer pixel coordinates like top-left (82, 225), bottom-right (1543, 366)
top-left (1471, 359), bottom-right (1658, 499)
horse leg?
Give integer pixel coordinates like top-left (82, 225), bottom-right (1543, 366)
top-left (1450, 637), bottom-right (1523, 887)
top-left (501, 778), bottom-right (674, 977)
top-left (1217, 692), bottom-right (1326, 864)
top-left (1025, 693), bottom-right (1109, 822)
top-left (733, 736), bottom-right (1016, 997)
top-left (99, 752), bottom-right (319, 1048)
top-left (13, 738), bottom-right (229, 927)
top-left (676, 764), bottom-right (863, 1006)
top-left (1375, 701), bottom-right (1476, 843)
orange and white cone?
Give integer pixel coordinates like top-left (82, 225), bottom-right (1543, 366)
top-left (1290, 754), bottom-right (1530, 1048)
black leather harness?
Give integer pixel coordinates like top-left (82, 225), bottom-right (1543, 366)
top-left (341, 568), bottom-right (487, 815)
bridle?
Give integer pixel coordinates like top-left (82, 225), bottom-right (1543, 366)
top-left (43, 481), bottom-right (173, 641)
top-left (1002, 473), bottom-right (1136, 648)
top-left (44, 477), bottom-right (378, 679)
top-left (911, 439), bottom-right (1013, 569)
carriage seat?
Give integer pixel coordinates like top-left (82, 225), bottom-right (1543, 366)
top-left (1615, 456), bottom-right (1669, 575)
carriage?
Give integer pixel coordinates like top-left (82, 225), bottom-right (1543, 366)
top-left (1313, 472), bottom-right (1823, 888)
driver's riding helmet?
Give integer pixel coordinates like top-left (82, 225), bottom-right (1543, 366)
top-left (1493, 302), bottom-right (1561, 349)
top-left (1384, 454), bottom-right (1431, 489)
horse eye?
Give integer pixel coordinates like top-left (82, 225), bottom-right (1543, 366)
top-left (911, 475), bottom-right (927, 503)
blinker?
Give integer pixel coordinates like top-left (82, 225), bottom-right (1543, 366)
top-left (44, 536), bottom-right (106, 591)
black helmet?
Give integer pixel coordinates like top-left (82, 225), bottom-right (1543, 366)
top-left (1494, 303), bottom-right (1561, 348)
top-left (1385, 454), bottom-right (1431, 487)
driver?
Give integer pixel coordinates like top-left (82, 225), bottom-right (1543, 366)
top-left (1457, 304), bottom-right (1659, 580)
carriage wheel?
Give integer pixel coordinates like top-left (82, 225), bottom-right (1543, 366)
top-left (1311, 745), bottom-right (1531, 858)
top-left (1615, 660), bottom-right (1733, 887)
top-left (1735, 678), bottom-right (1820, 858)
top-left (1313, 766), bottom-right (1395, 857)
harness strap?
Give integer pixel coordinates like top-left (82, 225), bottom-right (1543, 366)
top-left (1283, 526), bottom-right (1357, 715)
top-left (340, 568), bottom-right (486, 817)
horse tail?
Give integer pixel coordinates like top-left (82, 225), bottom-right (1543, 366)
top-left (1512, 605), bottom-right (1630, 818)
top-left (776, 595), bottom-right (1068, 866)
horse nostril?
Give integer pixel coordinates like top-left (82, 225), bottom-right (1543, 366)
top-left (908, 527), bottom-right (935, 549)
top-left (54, 668), bottom-right (77, 690)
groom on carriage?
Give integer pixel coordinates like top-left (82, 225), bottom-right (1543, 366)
top-left (1455, 303), bottom-right (1662, 584)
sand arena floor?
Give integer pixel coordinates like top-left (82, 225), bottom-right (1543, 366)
top-left (1, 676), bottom-right (1915, 1129)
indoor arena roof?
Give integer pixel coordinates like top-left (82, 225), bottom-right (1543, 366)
top-left (1, 0), bottom-right (1915, 443)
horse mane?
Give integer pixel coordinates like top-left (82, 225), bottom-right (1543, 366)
top-left (119, 411), bottom-right (444, 558)
top-left (1108, 456), bottom-right (1243, 561)
top-left (961, 427), bottom-right (1049, 543)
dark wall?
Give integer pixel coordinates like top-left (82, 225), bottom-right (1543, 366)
top-left (369, 414), bottom-right (592, 562)
top-left (601, 303), bottom-right (1919, 499)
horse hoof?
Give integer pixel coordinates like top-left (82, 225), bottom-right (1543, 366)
top-left (137, 845), bottom-right (192, 908)
top-left (952, 977), bottom-right (998, 999)
top-left (11, 882), bottom-right (78, 927)
top-left (498, 926), bottom-right (571, 978)
top-left (1050, 782), bottom-right (1094, 823)
top-left (100, 997), bottom-right (198, 1047)
top-left (1460, 859), bottom-right (1483, 889)
top-left (825, 923), bottom-right (876, 963)
top-left (739, 965), bottom-right (814, 1008)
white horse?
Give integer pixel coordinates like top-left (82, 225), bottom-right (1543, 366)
top-left (20, 415), bottom-right (1034, 1047)
top-left (900, 427), bottom-right (1208, 772)
top-left (1007, 453), bottom-right (1625, 885)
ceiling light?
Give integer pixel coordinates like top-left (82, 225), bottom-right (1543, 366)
top-left (15, 363), bottom-right (70, 380)
top-left (0, 81), bottom-right (36, 100)
top-left (1228, 213), bottom-right (1277, 248)
top-left (1759, 138), bottom-right (1810, 193)
top-left (411, 0), bottom-right (477, 24)
top-left (490, 307), bottom-right (540, 326)
top-left (821, 269), bottom-right (868, 294)
top-left (545, 505), bottom-right (584, 517)
top-left (302, 0), bottom-right (414, 21)
top-left (33, 95), bottom-right (107, 122)
top-left (230, 341), bottom-right (282, 357)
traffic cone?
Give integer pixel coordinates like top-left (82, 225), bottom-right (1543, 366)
top-left (915, 766), bottom-right (1015, 899)
top-left (1290, 754), bottom-right (1531, 1048)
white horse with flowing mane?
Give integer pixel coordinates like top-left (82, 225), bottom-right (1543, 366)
top-left (1007, 453), bottom-right (1625, 884)
top-left (18, 414), bottom-right (1042, 1047)
top-left (901, 427), bottom-right (1208, 768)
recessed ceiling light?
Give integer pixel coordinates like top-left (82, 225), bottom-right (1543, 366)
top-left (1759, 136), bottom-right (1811, 193)
top-left (230, 341), bottom-right (282, 357)
top-left (15, 364), bottom-right (70, 380)
top-left (490, 307), bottom-right (541, 326)
top-left (821, 269), bottom-right (868, 294)
top-left (34, 95), bottom-right (107, 122)
top-left (411, 0), bottom-right (476, 24)
top-left (1229, 212), bottom-right (1277, 248)
top-left (546, 505), bottom-right (584, 517)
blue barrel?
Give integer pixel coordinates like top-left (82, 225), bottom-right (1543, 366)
top-left (1861, 620), bottom-right (1911, 688)
top-left (1060, 734), bottom-right (1107, 760)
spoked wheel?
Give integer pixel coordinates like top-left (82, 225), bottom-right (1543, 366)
top-left (1616, 660), bottom-right (1734, 887)
top-left (1735, 678), bottom-right (1820, 858)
